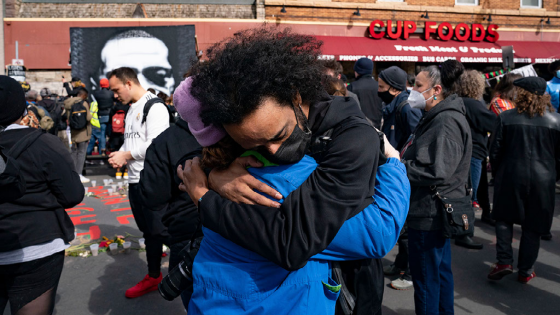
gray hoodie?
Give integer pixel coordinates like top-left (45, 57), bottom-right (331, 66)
top-left (401, 94), bottom-right (472, 231)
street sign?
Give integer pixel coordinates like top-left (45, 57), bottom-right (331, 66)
top-left (11, 59), bottom-right (24, 66)
top-left (502, 46), bottom-right (514, 70)
top-left (6, 64), bottom-right (26, 82)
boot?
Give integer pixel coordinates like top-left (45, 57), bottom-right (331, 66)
top-left (455, 235), bottom-right (483, 250)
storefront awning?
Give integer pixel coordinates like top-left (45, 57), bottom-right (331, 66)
top-left (315, 36), bottom-right (560, 64)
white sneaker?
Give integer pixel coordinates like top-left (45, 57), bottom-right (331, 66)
top-left (80, 175), bottom-right (91, 184)
top-left (390, 278), bottom-right (413, 290)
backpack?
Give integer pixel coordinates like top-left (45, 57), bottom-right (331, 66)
top-left (112, 110), bottom-right (126, 134)
top-left (0, 130), bottom-right (44, 203)
top-left (20, 106), bottom-right (40, 129)
top-left (142, 97), bottom-right (175, 125)
top-left (69, 99), bottom-right (88, 130)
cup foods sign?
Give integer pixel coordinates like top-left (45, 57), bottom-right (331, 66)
top-left (369, 20), bottom-right (499, 43)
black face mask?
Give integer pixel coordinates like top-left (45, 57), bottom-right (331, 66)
top-left (259, 104), bottom-right (312, 165)
top-left (378, 89), bottom-right (395, 104)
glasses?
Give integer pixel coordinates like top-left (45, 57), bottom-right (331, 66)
top-left (106, 66), bottom-right (172, 87)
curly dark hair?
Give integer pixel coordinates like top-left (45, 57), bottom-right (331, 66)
top-left (515, 87), bottom-right (553, 118)
top-left (190, 26), bottom-right (325, 126)
top-left (201, 135), bottom-right (245, 170)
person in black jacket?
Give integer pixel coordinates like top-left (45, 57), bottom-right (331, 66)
top-left (92, 78), bottom-right (115, 155)
top-left (0, 75), bottom-right (84, 315)
top-left (138, 118), bottom-right (202, 308)
top-left (451, 69), bottom-right (497, 250)
top-left (62, 77), bottom-right (84, 97)
top-left (487, 77), bottom-right (560, 284)
top-left (379, 66), bottom-right (421, 291)
top-left (347, 57), bottom-right (383, 128)
top-left (379, 66), bottom-right (422, 151)
top-left (38, 88), bottom-right (61, 135)
top-left (401, 61), bottom-right (472, 315)
top-left (177, 28), bottom-right (397, 315)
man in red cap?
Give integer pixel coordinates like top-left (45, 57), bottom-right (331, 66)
top-left (91, 78), bottom-right (115, 156)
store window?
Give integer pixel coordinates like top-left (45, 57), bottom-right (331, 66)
top-left (456, 0), bottom-right (479, 5)
top-left (520, 0), bottom-right (542, 8)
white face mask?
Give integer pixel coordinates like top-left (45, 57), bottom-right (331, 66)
top-left (408, 88), bottom-right (434, 109)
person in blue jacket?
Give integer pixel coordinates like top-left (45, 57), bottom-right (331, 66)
top-left (546, 60), bottom-right (560, 112)
top-left (184, 149), bottom-right (409, 315)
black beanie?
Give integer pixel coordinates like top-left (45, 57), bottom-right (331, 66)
top-left (0, 76), bottom-right (27, 126)
top-left (378, 66), bottom-right (408, 92)
top-left (354, 58), bottom-right (374, 75)
top-left (513, 77), bottom-right (547, 96)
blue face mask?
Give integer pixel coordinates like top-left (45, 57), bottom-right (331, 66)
top-left (556, 70), bottom-right (560, 79)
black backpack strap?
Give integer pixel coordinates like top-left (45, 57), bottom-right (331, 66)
top-left (7, 129), bottom-right (45, 159)
top-left (332, 261), bottom-right (356, 315)
top-left (142, 97), bottom-right (167, 125)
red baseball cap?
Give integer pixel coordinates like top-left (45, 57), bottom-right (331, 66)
top-left (100, 78), bottom-right (109, 88)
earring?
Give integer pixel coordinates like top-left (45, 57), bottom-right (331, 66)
top-left (434, 96), bottom-right (437, 100)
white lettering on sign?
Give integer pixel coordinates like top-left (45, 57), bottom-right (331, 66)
top-left (514, 58), bottom-right (531, 63)
top-left (374, 56), bottom-right (419, 62)
top-left (429, 46), bottom-right (458, 53)
top-left (394, 45), bottom-right (429, 52)
top-left (460, 57), bottom-right (488, 63)
top-left (422, 56), bottom-right (456, 62)
top-left (535, 58), bottom-right (557, 64)
top-left (318, 55), bottom-right (335, 60)
top-left (339, 55), bottom-right (367, 61)
top-left (470, 47), bottom-right (502, 54)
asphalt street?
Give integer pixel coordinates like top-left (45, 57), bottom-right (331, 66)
top-left (4, 172), bottom-right (560, 315)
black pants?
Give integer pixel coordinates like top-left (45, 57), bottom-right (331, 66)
top-left (393, 224), bottom-right (411, 281)
top-left (478, 158), bottom-right (491, 217)
top-left (335, 258), bottom-right (384, 315)
top-left (129, 183), bottom-right (170, 274)
top-left (0, 251), bottom-right (64, 315)
top-left (495, 221), bottom-right (541, 277)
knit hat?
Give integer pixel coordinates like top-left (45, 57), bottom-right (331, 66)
top-left (378, 66), bottom-right (408, 92)
top-left (513, 77), bottom-right (547, 96)
top-left (100, 78), bottom-right (110, 88)
top-left (0, 76), bottom-right (27, 126)
top-left (40, 88), bottom-right (50, 97)
top-left (173, 77), bottom-right (227, 146)
top-left (354, 58), bottom-right (374, 75)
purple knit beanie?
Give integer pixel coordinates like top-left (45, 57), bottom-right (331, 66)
top-left (174, 77), bottom-right (226, 146)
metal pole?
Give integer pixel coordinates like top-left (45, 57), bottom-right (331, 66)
top-left (0, 0), bottom-right (5, 74)
top-left (15, 40), bottom-right (18, 59)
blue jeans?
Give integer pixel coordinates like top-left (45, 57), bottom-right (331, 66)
top-left (408, 228), bottom-right (454, 315)
top-left (470, 157), bottom-right (482, 202)
top-left (86, 116), bottom-right (109, 154)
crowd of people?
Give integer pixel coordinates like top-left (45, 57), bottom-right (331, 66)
top-left (1, 26), bottom-right (560, 315)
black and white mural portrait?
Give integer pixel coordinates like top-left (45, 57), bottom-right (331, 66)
top-left (70, 25), bottom-right (196, 95)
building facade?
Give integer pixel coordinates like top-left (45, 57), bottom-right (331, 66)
top-left (3, 0), bottom-right (560, 91)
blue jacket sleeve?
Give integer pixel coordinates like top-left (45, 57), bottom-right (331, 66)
top-left (312, 158), bottom-right (410, 261)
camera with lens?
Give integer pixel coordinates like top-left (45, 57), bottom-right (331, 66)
top-left (159, 236), bottom-right (203, 301)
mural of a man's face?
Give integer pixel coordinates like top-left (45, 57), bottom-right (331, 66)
top-left (100, 32), bottom-right (175, 95)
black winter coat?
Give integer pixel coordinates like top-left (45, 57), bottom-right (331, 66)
top-left (347, 74), bottom-right (383, 129)
top-left (402, 94), bottom-right (473, 231)
top-left (0, 128), bottom-right (83, 251)
top-left (93, 88), bottom-right (115, 116)
top-left (138, 119), bottom-right (203, 245)
top-left (489, 109), bottom-right (560, 234)
top-left (462, 97), bottom-right (496, 160)
top-left (381, 91), bottom-right (422, 151)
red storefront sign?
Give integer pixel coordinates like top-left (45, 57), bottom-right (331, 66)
top-left (369, 20), bottom-right (499, 43)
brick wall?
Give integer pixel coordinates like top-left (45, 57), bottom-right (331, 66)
top-left (25, 70), bottom-right (73, 96)
top-left (6, 0), bottom-right (256, 19)
top-left (266, 5), bottom-right (558, 29)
